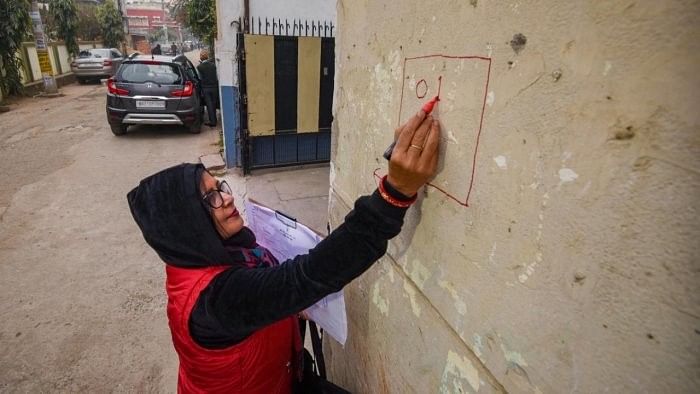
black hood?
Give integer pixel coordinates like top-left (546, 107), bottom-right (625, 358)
top-left (126, 163), bottom-right (234, 268)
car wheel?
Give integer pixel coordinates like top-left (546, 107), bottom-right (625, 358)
top-left (110, 123), bottom-right (128, 136)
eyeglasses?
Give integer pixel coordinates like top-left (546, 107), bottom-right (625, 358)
top-left (201, 180), bottom-right (232, 209)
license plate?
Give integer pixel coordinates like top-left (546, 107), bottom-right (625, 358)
top-left (136, 100), bottom-right (165, 109)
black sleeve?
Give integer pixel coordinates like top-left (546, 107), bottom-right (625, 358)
top-left (190, 184), bottom-right (411, 348)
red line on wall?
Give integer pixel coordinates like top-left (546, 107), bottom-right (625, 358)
top-left (391, 54), bottom-right (492, 208)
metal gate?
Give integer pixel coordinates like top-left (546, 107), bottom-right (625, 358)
top-left (237, 17), bottom-right (335, 173)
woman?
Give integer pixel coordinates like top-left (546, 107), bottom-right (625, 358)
top-left (127, 109), bottom-right (440, 393)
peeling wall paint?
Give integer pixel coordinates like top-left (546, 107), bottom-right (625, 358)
top-left (440, 350), bottom-right (481, 393)
top-left (371, 281), bottom-right (389, 316)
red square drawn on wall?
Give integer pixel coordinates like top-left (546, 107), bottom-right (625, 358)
top-left (397, 54), bottom-right (492, 207)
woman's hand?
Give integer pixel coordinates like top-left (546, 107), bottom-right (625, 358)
top-left (386, 110), bottom-right (441, 197)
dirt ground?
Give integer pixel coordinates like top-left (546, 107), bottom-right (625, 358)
top-left (0, 83), bottom-right (221, 392)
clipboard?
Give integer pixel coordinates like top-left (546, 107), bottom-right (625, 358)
top-left (244, 198), bottom-right (348, 345)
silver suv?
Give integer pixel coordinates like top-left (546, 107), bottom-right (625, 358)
top-left (105, 54), bottom-right (203, 136)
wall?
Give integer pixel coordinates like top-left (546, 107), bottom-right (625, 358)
top-left (326, 0), bottom-right (699, 393)
top-left (249, 0), bottom-right (336, 23)
top-left (214, 0), bottom-right (244, 167)
top-left (18, 41), bottom-right (96, 84)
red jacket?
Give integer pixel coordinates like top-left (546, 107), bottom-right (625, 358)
top-left (165, 265), bottom-right (300, 394)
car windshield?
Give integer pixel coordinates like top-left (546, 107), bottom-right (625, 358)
top-left (118, 62), bottom-right (182, 84)
top-left (78, 49), bottom-right (110, 58)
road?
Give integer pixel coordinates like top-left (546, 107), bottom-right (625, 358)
top-left (0, 82), bottom-right (220, 392)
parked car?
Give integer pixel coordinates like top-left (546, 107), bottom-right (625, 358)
top-left (71, 48), bottom-right (123, 83)
top-left (105, 54), bottom-right (204, 136)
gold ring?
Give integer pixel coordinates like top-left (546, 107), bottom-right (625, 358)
top-left (409, 144), bottom-right (423, 150)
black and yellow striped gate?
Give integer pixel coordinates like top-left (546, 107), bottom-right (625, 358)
top-left (237, 18), bottom-right (335, 172)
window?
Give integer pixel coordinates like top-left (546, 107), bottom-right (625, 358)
top-left (183, 61), bottom-right (198, 81)
top-left (118, 62), bottom-right (182, 84)
top-left (78, 49), bottom-right (111, 58)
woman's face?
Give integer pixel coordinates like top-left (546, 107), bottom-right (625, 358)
top-left (200, 172), bottom-right (244, 238)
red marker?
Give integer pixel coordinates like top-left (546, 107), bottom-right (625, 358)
top-left (383, 96), bottom-right (440, 160)
top-left (421, 95), bottom-right (440, 114)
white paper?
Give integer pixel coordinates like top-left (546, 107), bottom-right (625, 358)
top-left (245, 200), bottom-right (348, 345)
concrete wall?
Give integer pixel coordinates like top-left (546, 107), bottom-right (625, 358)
top-left (19, 41), bottom-right (100, 84)
top-left (249, 0), bottom-right (336, 23)
top-left (214, 0), bottom-right (244, 167)
top-left (326, 1), bottom-right (699, 393)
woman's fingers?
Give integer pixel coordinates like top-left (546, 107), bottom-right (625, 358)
top-left (395, 110), bottom-right (427, 152)
top-left (409, 115), bottom-right (433, 152)
top-left (421, 119), bottom-right (441, 171)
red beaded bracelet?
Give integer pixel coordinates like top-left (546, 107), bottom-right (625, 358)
top-left (378, 175), bottom-right (417, 208)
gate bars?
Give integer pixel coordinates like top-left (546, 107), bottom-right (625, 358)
top-left (239, 16), bottom-right (335, 37)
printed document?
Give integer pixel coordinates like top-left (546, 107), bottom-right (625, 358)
top-left (245, 199), bottom-right (348, 345)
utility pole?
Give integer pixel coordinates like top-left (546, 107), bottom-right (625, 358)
top-left (30, 1), bottom-right (59, 95)
top-left (162, 0), bottom-right (168, 43)
top-left (117, 0), bottom-right (129, 54)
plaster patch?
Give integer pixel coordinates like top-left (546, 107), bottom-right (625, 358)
top-left (500, 344), bottom-right (529, 367)
top-left (410, 259), bottom-right (431, 290)
top-left (438, 279), bottom-right (468, 315)
top-left (488, 242), bottom-right (497, 264)
top-left (486, 91), bottom-right (495, 106)
top-left (559, 168), bottom-right (579, 183)
top-left (579, 180), bottom-right (591, 196)
top-left (493, 155), bottom-right (508, 169)
top-left (519, 192), bottom-right (548, 283)
top-left (603, 60), bottom-right (613, 76)
top-left (372, 282), bottom-right (389, 316)
top-left (403, 280), bottom-right (422, 317)
top-left (472, 334), bottom-right (484, 359)
top-left (329, 162), bottom-right (336, 185)
top-left (446, 130), bottom-right (459, 144)
top-left (440, 350), bottom-right (480, 393)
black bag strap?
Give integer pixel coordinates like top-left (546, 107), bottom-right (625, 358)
top-left (308, 321), bottom-right (327, 380)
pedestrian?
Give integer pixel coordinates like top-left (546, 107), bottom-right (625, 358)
top-left (171, 42), bottom-right (178, 55)
top-left (152, 43), bottom-right (162, 55)
top-left (197, 49), bottom-right (219, 127)
top-left (127, 109), bottom-right (441, 393)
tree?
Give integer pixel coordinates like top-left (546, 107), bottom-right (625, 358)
top-left (149, 26), bottom-right (178, 44)
top-left (75, 3), bottom-right (100, 41)
top-left (96, 1), bottom-right (123, 48)
top-left (172, 0), bottom-right (216, 46)
top-left (49, 0), bottom-right (79, 56)
top-left (0, 0), bottom-right (31, 96)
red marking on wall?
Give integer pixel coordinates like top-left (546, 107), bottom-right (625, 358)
top-left (416, 79), bottom-right (428, 99)
top-left (392, 54), bottom-right (492, 207)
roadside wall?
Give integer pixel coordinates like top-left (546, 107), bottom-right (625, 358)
top-left (12, 41), bottom-right (100, 88)
top-left (326, 1), bottom-right (699, 393)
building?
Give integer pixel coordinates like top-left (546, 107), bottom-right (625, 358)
top-left (125, 0), bottom-right (181, 50)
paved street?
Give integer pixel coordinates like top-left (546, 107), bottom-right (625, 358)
top-left (0, 83), bottom-right (221, 392)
